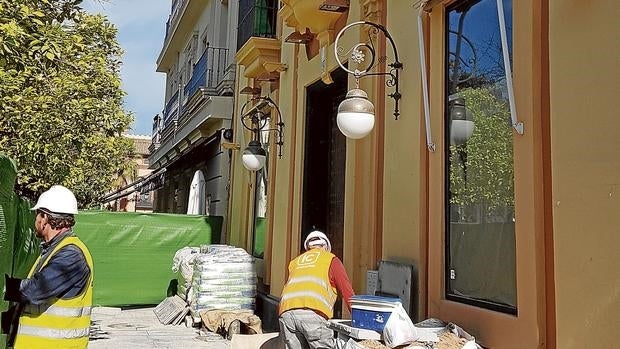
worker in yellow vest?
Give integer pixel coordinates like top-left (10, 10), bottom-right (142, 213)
top-left (4, 185), bottom-right (93, 349)
top-left (278, 230), bottom-right (354, 349)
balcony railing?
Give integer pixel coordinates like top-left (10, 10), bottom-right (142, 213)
top-left (163, 90), bottom-right (179, 127)
top-left (151, 114), bottom-right (161, 150)
top-left (165, 0), bottom-right (187, 39)
top-left (184, 47), bottom-right (229, 100)
top-left (237, 0), bottom-right (278, 50)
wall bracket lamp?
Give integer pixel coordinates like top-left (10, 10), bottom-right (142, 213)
top-left (334, 21), bottom-right (402, 139)
top-left (240, 96), bottom-right (284, 171)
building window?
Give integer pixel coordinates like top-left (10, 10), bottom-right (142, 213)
top-left (444, 0), bottom-right (516, 314)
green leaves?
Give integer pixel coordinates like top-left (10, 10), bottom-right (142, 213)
top-left (0, 0), bottom-right (134, 208)
top-left (449, 87), bottom-right (515, 209)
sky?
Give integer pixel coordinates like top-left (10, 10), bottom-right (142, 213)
top-left (81, 0), bottom-right (170, 136)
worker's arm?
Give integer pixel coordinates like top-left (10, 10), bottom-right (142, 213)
top-left (16, 245), bottom-right (90, 305)
top-left (329, 257), bottom-right (355, 311)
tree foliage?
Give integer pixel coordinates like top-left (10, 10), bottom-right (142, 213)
top-left (0, 0), bottom-right (134, 207)
top-left (449, 87), bottom-right (514, 210)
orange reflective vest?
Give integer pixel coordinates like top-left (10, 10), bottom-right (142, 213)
top-left (279, 249), bottom-right (337, 318)
top-left (14, 236), bottom-right (93, 349)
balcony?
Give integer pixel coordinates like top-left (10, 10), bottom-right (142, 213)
top-left (165, 0), bottom-right (187, 40)
top-left (183, 47), bottom-right (229, 102)
top-left (157, 0), bottom-right (203, 71)
top-left (163, 90), bottom-right (179, 128)
top-left (237, 0), bottom-right (278, 51)
top-left (157, 47), bottom-right (231, 146)
top-left (150, 114), bottom-right (162, 153)
top-left (149, 95), bottom-right (233, 170)
top-left (151, 45), bottom-right (234, 169)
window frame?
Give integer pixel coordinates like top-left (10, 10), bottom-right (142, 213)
top-left (442, 0), bottom-right (518, 315)
top-left (425, 0), bottom-right (549, 347)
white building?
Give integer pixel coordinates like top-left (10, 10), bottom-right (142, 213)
top-left (149, 0), bottom-right (239, 220)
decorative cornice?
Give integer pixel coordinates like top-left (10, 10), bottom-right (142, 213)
top-left (281, 0), bottom-right (346, 34)
top-left (263, 62), bottom-right (288, 73)
top-left (279, 4), bottom-right (300, 30)
top-left (360, 0), bottom-right (381, 23)
top-left (235, 37), bottom-right (282, 78)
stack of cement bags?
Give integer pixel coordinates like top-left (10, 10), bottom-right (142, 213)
top-left (171, 247), bottom-right (201, 302)
top-left (190, 245), bottom-right (256, 313)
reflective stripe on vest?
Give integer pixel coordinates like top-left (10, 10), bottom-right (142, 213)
top-left (23, 304), bottom-right (92, 317)
top-left (14, 235), bottom-right (94, 349)
top-left (17, 325), bottom-right (90, 339)
top-left (279, 249), bottom-right (338, 318)
top-left (280, 291), bottom-right (333, 310)
top-left (286, 276), bottom-right (329, 290)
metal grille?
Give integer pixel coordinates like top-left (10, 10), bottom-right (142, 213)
top-left (237, 0), bottom-right (278, 50)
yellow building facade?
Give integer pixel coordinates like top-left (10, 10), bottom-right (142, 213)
top-left (227, 0), bottom-right (619, 348)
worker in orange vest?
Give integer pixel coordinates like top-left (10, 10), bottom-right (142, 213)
top-left (278, 230), bottom-right (354, 348)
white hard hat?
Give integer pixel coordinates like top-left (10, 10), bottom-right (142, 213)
top-left (304, 230), bottom-right (331, 252)
top-left (31, 185), bottom-right (78, 215)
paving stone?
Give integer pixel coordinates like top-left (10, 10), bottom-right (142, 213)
top-left (89, 307), bottom-right (230, 349)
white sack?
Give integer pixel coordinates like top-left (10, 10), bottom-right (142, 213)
top-left (382, 303), bottom-right (418, 348)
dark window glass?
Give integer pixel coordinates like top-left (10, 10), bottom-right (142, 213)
top-left (445, 0), bottom-right (517, 314)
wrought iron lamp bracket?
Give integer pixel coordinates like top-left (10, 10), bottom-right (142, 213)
top-left (240, 96), bottom-right (285, 158)
top-left (334, 21), bottom-right (403, 119)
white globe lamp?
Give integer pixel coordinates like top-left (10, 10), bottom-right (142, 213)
top-left (449, 96), bottom-right (475, 145)
top-left (242, 140), bottom-right (267, 171)
top-left (336, 89), bottom-right (375, 139)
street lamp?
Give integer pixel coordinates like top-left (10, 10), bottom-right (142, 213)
top-left (242, 140), bottom-right (267, 172)
top-left (240, 96), bottom-right (284, 171)
top-left (334, 21), bottom-right (402, 140)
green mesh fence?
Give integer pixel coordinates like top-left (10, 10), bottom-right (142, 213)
top-left (0, 154), bottom-right (19, 349)
top-left (73, 211), bottom-right (222, 306)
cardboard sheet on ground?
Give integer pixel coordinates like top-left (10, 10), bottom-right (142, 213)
top-left (74, 211), bottom-right (222, 306)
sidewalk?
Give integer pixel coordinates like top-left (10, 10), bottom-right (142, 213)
top-left (89, 307), bottom-right (230, 349)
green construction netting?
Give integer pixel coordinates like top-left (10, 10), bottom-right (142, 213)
top-left (74, 211), bottom-right (222, 306)
top-left (253, 216), bottom-right (266, 258)
top-left (0, 154), bottom-right (20, 349)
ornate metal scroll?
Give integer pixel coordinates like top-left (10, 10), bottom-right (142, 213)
top-left (240, 96), bottom-right (285, 158)
top-left (334, 21), bottom-right (403, 119)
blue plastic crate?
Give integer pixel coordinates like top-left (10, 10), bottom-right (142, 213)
top-left (350, 295), bottom-right (401, 332)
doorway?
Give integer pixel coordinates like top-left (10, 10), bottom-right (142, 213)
top-left (301, 68), bottom-right (348, 260)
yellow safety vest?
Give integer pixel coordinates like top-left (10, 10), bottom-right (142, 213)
top-left (279, 249), bottom-right (338, 318)
top-left (14, 235), bottom-right (94, 349)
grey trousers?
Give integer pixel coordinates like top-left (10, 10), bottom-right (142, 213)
top-left (279, 309), bottom-right (336, 349)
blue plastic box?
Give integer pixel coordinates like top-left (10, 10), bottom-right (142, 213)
top-left (350, 295), bottom-right (402, 332)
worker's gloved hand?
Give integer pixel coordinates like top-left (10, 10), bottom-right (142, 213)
top-left (3, 274), bottom-right (23, 302)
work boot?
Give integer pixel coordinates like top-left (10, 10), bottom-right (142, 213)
top-left (227, 319), bottom-right (241, 340)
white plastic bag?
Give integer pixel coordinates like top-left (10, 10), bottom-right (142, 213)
top-left (382, 303), bottom-right (418, 348)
